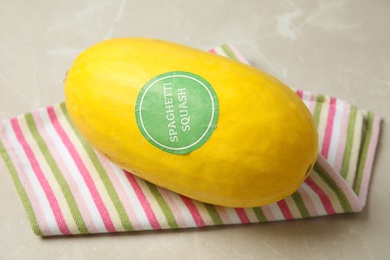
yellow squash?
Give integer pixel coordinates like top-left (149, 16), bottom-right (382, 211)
top-left (64, 38), bottom-right (318, 208)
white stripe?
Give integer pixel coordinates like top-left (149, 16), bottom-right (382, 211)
top-left (154, 186), bottom-right (191, 228)
top-left (327, 99), bottom-right (344, 167)
top-left (300, 90), bottom-right (311, 106)
top-left (301, 90), bottom-right (316, 113)
top-left (213, 46), bottom-right (228, 58)
top-left (282, 196), bottom-right (300, 218)
top-left (110, 164), bottom-right (154, 230)
top-left (267, 202), bottom-right (285, 220)
top-left (2, 119), bottom-right (61, 235)
top-left (38, 109), bottom-right (108, 233)
top-left (167, 192), bottom-right (198, 227)
top-left (223, 207), bottom-right (243, 224)
top-left (300, 181), bottom-right (327, 216)
top-left (227, 44), bottom-right (250, 64)
top-left (309, 170), bottom-right (344, 213)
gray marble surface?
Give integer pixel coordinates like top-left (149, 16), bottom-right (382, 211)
top-left (1, 0), bottom-right (389, 259)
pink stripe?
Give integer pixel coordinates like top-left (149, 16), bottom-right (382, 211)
top-left (234, 208), bottom-right (251, 223)
top-left (32, 110), bottom-right (99, 233)
top-left (11, 118), bottom-right (71, 235)
top-left (179, 195), bottom-right (206, 227)
top-left (1, 122), bottom-right (52, 235)
top-left (47, 106), bottom-right (117, 233)
top-left (307, 92), bottom-right (318, 114)
top-left (95, 153), bottom-right (144, 230)
top-left (316, 155), bottom-right (361, 212)
top-left (260, 205), bottom-right (276, 221)
top-left (295, 186), bottom-right (319, 216)
top-left (124, 171), bottom-right (161, 230)
top-left (155, 187), bottom-right (188, 228)
top-left (298, 90), bottom-right (316, 114)
top-left (227, 43), bottom-right (250, 64)
top-left (269, 203), bottom-right (290, 220)
top-left (321, 97), bottom-right (337, 158)
top-left (295, 89), bottom-right (303, 98)
top-left (214, 206), bottom-right (232, 224)
top-left (358, 115), bottom-right (381, 205)
top-left (333, 102), bottom-right (351, 173)
top-left (208, 48), bottom-right (217, 54)
top-left (304, 176), bottom-right (336, 215)
top-left (276, 200), bottom-right (294, 220)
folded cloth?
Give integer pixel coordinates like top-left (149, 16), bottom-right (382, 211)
top-left (0, 44), bottom-right (382, 236)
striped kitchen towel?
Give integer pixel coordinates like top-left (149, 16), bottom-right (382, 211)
top-left (0, 44), bottom-right (381, 236)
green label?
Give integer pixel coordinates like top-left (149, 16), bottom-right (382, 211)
top-left (135, 71), bottom-right (219, 154)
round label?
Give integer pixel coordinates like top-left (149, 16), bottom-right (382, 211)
top-left (135, 71), bottom-right (219, 154)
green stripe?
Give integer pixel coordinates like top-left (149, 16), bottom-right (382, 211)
top-left (59, 103), bottom-right (134, 231)
top-left (313, 95), bottom-right (325, 127)
top-left (354, 112), bottom-right (375, 195)
top-left (340, 106), bottom-right (358, 179)
top-left (24, 113), bottom-right (89, 234)
top-left (145, 182), bottom-right (179, 228)
top-left (291, 192), bottom-right (311, 218)
top-left (0, 137), bottom-right (43, 236)
top-left (314, 162), bottom-right (353, 212)
top-left (220, 44), bottom-right (240, 62)
top-left (252, 207), bottom-right (267, 222)
top-left (203, 204), bottom-right (223, 225)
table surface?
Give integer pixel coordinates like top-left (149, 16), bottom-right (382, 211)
top-left (1, 0), bottom-right (389, 259)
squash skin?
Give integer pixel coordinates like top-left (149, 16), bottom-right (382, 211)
top-left (64, 38), bottom-right (318, 208)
